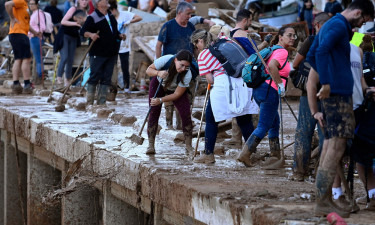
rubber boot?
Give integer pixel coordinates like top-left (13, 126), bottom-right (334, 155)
top-left (184, 134), bottom-right (194, 152)
top-left (237, 134), bottom-right (261, 167)
top-left (107, 84), bottom-right (117, 101)
top-left (146, 136), bottom-right (156, 155)
top-left (315, 169), bottom-right (350, 218)
top-left (269, 137), bottom-right (281, 159)
top-left (146, 123), bottom-right (158, 154)
top-left (165, 103), bottom-right (174, 129)
top-left (176, 110), bottom-right (182, 131)
top-left (263, 137), bottom-right (282, 166)
top-left (86, 84), bottom-right (96, 105)
top-left (97, 84), bottom-right (109, 105)
top-left (223, 119), bottom-right (242, 147)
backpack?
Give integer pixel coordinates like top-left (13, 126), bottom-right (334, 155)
top-left (362, 51), bottom-right (375, 87)
top-left (242, 45), bottom-right (288, 88)
top-left (208, 38), bottom-right (248, 78)
top-left (43, 11), bottom-right (54, 36)
top-left (290, 36), bottom-right (315, 91)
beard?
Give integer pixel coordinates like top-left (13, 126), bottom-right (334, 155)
top-left (349, 17), bottom-right (363, 28)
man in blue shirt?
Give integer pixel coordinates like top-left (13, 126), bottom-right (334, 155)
top-left (324, 0), bottom-right (343, 17)
top-left (307, 0), bottom-right (374, 218)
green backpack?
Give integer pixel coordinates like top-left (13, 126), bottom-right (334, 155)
top-left (242, 45), bottom-right (288, 88)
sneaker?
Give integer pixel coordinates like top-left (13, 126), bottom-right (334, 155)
top-left (23, 83), bottom-right (33, 94)
top-left (12, 83), bottom-right (23, 94)
top-left (57, 77), bottom-right (63, 85)
top-left (194, 153), bottom-right (215, 164)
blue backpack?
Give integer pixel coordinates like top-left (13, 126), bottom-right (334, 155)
top-left (242, 45), bottom-right (288, 88)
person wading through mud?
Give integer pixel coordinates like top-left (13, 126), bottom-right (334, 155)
top-left (224, 8), bottom-right (271, 148)
top-left (145, 50), bottom-right (194, 155)
top-left (80, 0), bottom-right (125, 105)
top-left (5, 0), bottom-right (41, 94)
top-left (306, 0), bottom-right (374, 218)
top-left (192, 29), bottom-right (257, 164)
top-left (290, 12), bottom-right (330, 182)
top-left (237, 25), bottom-right (296, 167)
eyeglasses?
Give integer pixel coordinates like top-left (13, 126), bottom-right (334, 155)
top-left (285, 33), bottom-right (297, 39)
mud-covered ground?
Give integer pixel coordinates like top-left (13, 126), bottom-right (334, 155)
top-left (0, 78), bottom-right (374, 224)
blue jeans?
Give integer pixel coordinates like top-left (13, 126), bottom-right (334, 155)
top-left (30, 37), bottom-right (44, 77)
top-left (293, 95), bottom-right (324, 174)
top-left (252, 82), bottom-right (280, 139)
top-left (204, 99), bottom-right (254, 154)
top-left (57, 34), bottom-right (77, 79)
top-left (88, 55), bottom-right (117, 86)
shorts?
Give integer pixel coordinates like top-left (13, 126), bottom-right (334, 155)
top-left (321, 95), bottom-right (355, 139)
top-left (9, 33), bottom-right (31, 60)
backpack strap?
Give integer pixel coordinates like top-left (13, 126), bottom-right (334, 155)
top-left (161, 56), bottom-right (175, 71)
top-left (229, 28), bottom-right (242, 38)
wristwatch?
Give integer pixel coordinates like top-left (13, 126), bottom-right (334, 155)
top-left (159, 98), bottom-right (163, 103)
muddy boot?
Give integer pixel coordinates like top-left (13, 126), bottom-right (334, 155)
top-left (366, 196), bottom-right (375, 211)
top-left (184, 134), bottom-right (194, 152)
top-left (176, 111), bottom-right (182, 130)
top-left (86, 84), bottom-right (96, 105)
top-left (315, 169), bottom-right (350, 218)
top-left (263, 137), bottom-right (282, 167)
top-left (165, 103), bottom-right (174, 129)
top-left (97, 85), bottom-right (109, 105)
top-left (194, 153), bottom-right (215, 164)
top-left (237, 134), bottom-right (261, 167)
top-left (107, 84), bottom-right (117, 101)
top-left (146, 137), bottom-right (156, 155)
top-left (223, 119), bottom-right (242, 147)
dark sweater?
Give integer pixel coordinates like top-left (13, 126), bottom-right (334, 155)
top-left (307, 13), bottom-right (353, 96)
top-left (80, 9), bottom-right (120, 57)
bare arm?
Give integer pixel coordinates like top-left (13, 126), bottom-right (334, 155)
top-left (151, 86), bottom-right (187, 106)
top-left (292, 53), bottom-right (305, 70)
top-left (61, 7), bottom-right (80, 27)
top-left (155, 41), bottom-right (163, 59)
top-left (268, 59), bottom-right (283, 84)
top-left (205, 73), bottom-right (214, 84)
top-left (131, 14), bottom-right (142, 23)
top-left (5, 1), bottom-right (17, 28)
top-left (146, 63), bottom-right (168, 79)
top-left (306, 68), bottom-right (324, 127)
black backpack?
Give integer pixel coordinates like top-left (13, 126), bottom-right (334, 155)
top-left (362, 51), bottom-right (375, 87)
top-left (208, 38), bottom-right (248, 78)
top-left (290, 35), bottom-right (315, 91)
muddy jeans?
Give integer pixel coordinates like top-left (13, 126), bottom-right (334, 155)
top-left (252, 82), bottom-right (279, 139)
top-left (204, 99), bottom-right (254, 154)
top-left (293, 95), bottom-right (324, 174)
top-left (147, 77), bottom-right (192, 139)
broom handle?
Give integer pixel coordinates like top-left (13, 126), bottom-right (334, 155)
top-left (193, 83), bottom-right (211, 159)
top-left (138, 79), bottom-right (164, 136)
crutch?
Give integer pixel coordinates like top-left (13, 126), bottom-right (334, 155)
top-left (193, 83), bottom-right (211, 159)
top-left (248, 35), bottom-right (286, 169)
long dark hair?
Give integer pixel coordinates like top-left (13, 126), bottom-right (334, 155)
top-left (270, 25), bottom-right (295, 46)
top-left (164, 50), bottom-right (193, 89)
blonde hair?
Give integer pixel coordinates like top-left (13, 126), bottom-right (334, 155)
top-left (191, 29), bottom-right (214, 49)
top-left (209, 25), bottom-right (230, 39)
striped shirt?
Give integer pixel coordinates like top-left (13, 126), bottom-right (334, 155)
top-left (198, 48), bottom-right (226, 77)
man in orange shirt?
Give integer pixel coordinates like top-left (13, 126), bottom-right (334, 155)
top-left (5, 0), bottom-right (40, 94)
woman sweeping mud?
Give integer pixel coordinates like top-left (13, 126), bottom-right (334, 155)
top-left (145, 50), bottom-right (194, 155)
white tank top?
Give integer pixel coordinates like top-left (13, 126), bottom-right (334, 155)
top-left (350, 43), bottom-right (364, 110)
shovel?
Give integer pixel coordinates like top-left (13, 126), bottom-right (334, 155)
top-left (193, 83), bottom-right (211, 159)
top-left (130, 79), bottom-right (163, 145)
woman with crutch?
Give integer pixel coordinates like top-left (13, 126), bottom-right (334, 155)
top-left (28, 0), bottom-right (46, 86)
top-left (145, 50), bottom-right (194, 155)
top-left (237, 25), bottom-right (296, 167)
top-left (191, 28), bottom-right (257, 164)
